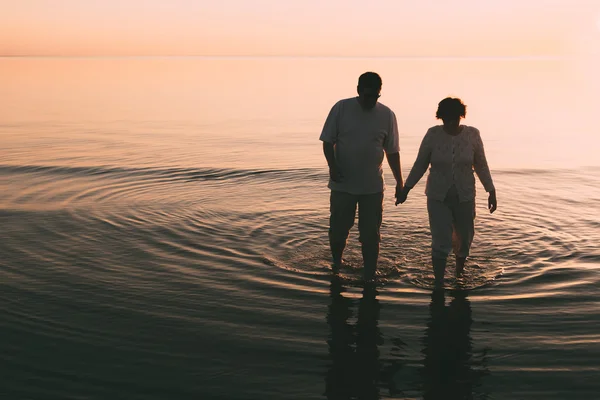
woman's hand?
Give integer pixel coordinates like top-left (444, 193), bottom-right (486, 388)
top-left (488, 190), bottom-right (497, 213)
top-left (395, 185), bottom-right (410, 205)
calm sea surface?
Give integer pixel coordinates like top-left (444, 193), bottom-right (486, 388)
top-left (1, 58), bottom-right (599, 399)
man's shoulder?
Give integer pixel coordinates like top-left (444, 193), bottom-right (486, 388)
top-left (335, 97), bottom-right (356, 107)
top-left (375, 101), bottom-right (394, 114)
top-left (327, 97), bottom-right (356, 115)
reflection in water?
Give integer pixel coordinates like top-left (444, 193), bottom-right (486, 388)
top-left (325, 276), bottom-right (491, 399)
top-left (421, 290), bottom-right (491, 400)
top-left (355, 282), bottom-right (383, 400)
top-left (325, 274), bottom-right (355, 399)
top-left (325, 275), bottom-right (384, 400)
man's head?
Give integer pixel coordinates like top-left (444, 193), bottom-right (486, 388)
top-left (357, 72), bottom-right (382, 110)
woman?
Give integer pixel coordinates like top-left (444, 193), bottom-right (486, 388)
top-left (396, 97), bottom-right (497, 288)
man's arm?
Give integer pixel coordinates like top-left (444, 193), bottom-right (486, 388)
top-left (383, 111), bottom-right (403, 199)
top-left (323, 142), bottom-right (342, 182)
top-left (386, 151), bottom-right (404, 205)
top-left (386, 152), bottom-right (403, 187)
top-left (323, 142), bottom-right (336, 168)
top-left (320, 101), bottom-right (343, 182)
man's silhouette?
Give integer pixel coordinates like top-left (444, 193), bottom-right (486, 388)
top-left (325, 276), bottom-right (383, 400)
top-left (320, 72), bottom-right (403, 281)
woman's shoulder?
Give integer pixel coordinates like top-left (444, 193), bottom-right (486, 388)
top-left (458, 125), bottom-right (480, 141)
top-left (424, 125), bottom-right (445, 140)
top-left (462, 125), bottom-right (480, 134)
top-left (426, 125), bottom-right (444, 134)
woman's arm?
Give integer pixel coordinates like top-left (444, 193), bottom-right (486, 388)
top-left (404, 129), bottom-right (433, 190)
top-left (473, 128), bottom-right (495, 193)
top-left (473, 128), bottom-right (497, 213)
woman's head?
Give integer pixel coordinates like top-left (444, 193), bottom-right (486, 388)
top-left (436, 97), bottom-right (467, 123)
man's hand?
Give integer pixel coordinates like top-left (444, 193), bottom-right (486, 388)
top-left (488, 191), bottom-right (497, 213)
top-left (395, 185), bottom-right (409, 205)
top-left (329, 165), bottom-right (343, 182)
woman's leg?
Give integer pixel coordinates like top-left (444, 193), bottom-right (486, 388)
top-left (451, 200), bottom-right (476, 277)
top-left (427, 198), bottom-right (453, 288)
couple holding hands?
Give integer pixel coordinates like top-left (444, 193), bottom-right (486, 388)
top-left (320, 72), bottom-right (497, 289)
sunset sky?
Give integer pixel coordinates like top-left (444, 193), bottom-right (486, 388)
top-left (2, 0), bottom-right (599, 57)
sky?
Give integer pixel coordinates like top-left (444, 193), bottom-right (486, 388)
top-left (1, 0), bottom-right (599, 56)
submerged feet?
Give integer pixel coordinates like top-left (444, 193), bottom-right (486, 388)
top-left (432, 255), bottom-right (468, 289)
top-left (330, 240), bottom-right (379, 283)
top-left (332, 253), bottom-right (467, 290)
top-left (331, 260), bottom-right (343, 274)
top-left (330, 259), bottom-right (377, 284)
top-left (330, 240), bottom-right (345, 274)
top-left (455, 256), bottom-right (467, 278)
top-left (432, 256), bottom-right (446, 289)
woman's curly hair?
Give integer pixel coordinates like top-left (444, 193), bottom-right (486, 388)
top-left (436, 97), bottom-right (467, 120)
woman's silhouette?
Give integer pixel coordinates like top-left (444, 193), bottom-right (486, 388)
top-left (397, 97), bottom-right (497, 288)
top-left (420, 290), bottom-right (491, 400)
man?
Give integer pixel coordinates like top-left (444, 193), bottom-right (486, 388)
top-left (320, 72), bottom-right (403, 281)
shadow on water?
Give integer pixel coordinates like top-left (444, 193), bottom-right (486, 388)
top-left (420, 290), bottom-right (491, 400)
top-left (325, 274), bottom-right (491, 399)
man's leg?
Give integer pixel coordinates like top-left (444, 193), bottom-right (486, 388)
top-left (357, 192), bottom-right (384, 281)
top-left (427, 197), bottom-right (453, 288)
top-left (329, 191), bottom-right (358, 270)
top-left (451, 200), bottom-right (476, 277)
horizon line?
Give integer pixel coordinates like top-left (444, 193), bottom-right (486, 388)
top-left (0, 54), bottom-right (567, 61)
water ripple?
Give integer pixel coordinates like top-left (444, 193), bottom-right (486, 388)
top-left (1, 163), bottom-right (600, 398)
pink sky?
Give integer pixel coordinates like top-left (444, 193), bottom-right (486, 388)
top-left (1, 0), bottom-right (598, 56)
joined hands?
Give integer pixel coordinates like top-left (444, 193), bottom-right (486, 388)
top-left (395, 184), bottom-right (409, 205)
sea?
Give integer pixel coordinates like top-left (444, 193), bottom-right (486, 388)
top-left (1, 57), bottom-right (599, 399)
